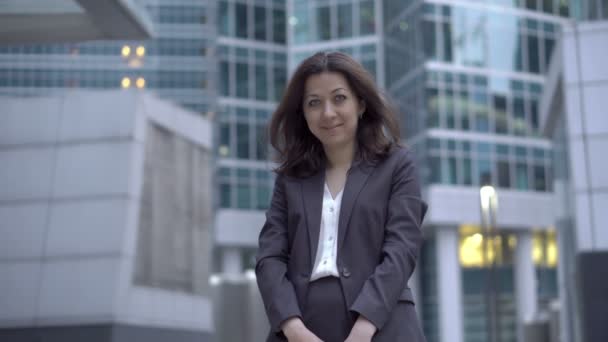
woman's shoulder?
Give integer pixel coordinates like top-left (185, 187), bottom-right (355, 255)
top-left (384, 144), bottom-right (415, 166)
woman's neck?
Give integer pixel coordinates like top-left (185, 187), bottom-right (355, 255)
top-left (323, 142), bottom-right (356, 170)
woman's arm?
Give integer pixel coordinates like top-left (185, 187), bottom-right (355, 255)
top-left (349, 149), bottom-right (428, 331)
top-left (255, 175), bottom-right (303, 334)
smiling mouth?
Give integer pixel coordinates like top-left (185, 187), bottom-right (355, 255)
top-left (323, 124), bottom-right (343, 130)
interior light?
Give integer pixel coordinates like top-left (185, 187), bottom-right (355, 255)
top-left (121, 77), bottom-right (131, 88)
top-left (121, 45), bottom-right (131, 57)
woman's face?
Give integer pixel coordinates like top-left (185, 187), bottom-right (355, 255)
top-left (302, 71), bottom-right (365, 151)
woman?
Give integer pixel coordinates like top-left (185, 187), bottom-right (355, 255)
top-left (255, 52), bottom-right (428, 342)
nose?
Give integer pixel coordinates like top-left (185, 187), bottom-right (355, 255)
top-left (321, 101), bottom-right (337, 120)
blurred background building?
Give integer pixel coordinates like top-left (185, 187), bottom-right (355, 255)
top-left (1, 1), bottom-right (607, 342)
top-left (213, 0), bottom-right (287, 277)
top-left (0, 1), bottom-right (215, 341)
top-left (541, 2), bottom-right (608, 342)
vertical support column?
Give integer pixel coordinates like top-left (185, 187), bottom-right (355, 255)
top-left (437, 227), bottom-right (464, 342)
top-left (515, 231), bottom-right (538, 342)
top-left (222, 247), bottom-right (243, 276)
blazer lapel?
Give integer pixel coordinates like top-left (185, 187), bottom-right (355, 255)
top-left (338, 161), bottom-right (373, 252)
top-left (301, 168), bottom-right (325, 268)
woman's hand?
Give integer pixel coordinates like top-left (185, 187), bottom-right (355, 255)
top-left (344, 316), bottom-right (376, 342)
top-left (282, 317), bottom-right (323, 342)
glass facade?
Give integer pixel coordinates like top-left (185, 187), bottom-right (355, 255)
top-left (458, 225), bottom-right (558, 342)
top-left (216, 0), bottom-right (286, 211)
top-left (386, 1), bottom-right (565, 341)
top-left (571, 0), bottom-right (608, 20)
top-left (219, 0), bottom-right (286, 43)
top-left (420, 238), bottom-right (439, 342)
top-left (460, 226), bottom-right (517, 342)
top-left (387, 2), bottom-right (559, 191)
top-left (0, 1), bottom-right (217, 114)
top-left (423, 137), bottom-right (552, 191)
top-left (291, 0), bottom-right (376, 44)
top-left (289, 0), bottom-right (382, 89)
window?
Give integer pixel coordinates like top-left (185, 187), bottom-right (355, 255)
top-left (219, 1), bottom-right (230, 36)
top-left (273, 67), bottom-right (286, 101)
top-left (463, 158), bottom-right (472, 185)
top-left (220, 184), bottom-right (231, 207)
top-left (442, 22), bottom-right (453, 62)
top-left (237, 184), bottom-right (251, 209)
top-left (317, 6), bottom-right (331, 40)
top-left (429, 156), bottom-right (441, 183)
top-left (236, 63), bottom-right (249, 98)
top-left (254, 6), bottom-right (266, 41)
top-left (527, 35), bottom-right (540, 73)
top-left (445, 89), bottom-right (455, 129)
top-left (427, 88), bottom-right (440, 128)
top-left (493, 95), bottom-right (508, 134)
top-left (478, 159), bottom-right (492, 185)
top-left (294, 1), bottom-right (310, 43)
top-left (235, 3), bottom-right (248, 38)
top-left (534, 165), bottom-right (546, 191)
top-left (497, 161), bottom-right (511, 188)
top-left (220, 61), bottom-right (230, 96)
top-left (255, 64), bottom-right (268, 100)
top-left (273, 9), bottom-right (286, 44)
top-left (360, 1), bottom-right (375, 35)
top-left (219, 121), bottom-right (231, 157)
top-left (337, 3), bottom-right (353, 38)
top-left (256, 184), bottom-right (270, 209)
top-left (447, 157), bottom-right (458, 184)
top-left (473, 93), bottom-right (489, 132)
top-left (422, 20), bottom-right (437, 59)
top-left (513, 97), bottom-right (526, 136)
top-left (236, 123), bottom-right (250, 159)
top-left (530, 98), bottom-right (539, 132)
top-left (516, 163), bottom-right (528, 190)
top-left (256, 124), bottom-right (268, 161)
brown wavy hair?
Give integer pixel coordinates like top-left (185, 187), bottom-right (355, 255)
top-left (269, 51), bottom-right (401, 178)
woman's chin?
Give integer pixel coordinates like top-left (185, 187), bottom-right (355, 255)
top-left (320, 137), bottom-right (354, 150)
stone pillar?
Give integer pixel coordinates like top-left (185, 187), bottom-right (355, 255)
top-left (437, 227), bottom-right (464, 342)
top-left (515, 231), bottom-right (538, 342)
top-left (222, 247), bottom-right (243, 276)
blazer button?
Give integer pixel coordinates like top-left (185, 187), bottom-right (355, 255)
top-left (341, 267), bottom-right (351, 278)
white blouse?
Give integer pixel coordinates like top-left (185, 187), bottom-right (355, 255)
top-left (310, 182), bottom-right (343, 282)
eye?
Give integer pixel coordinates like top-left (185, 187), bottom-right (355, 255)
top-left (335, 94), bottom-right (347, 102)
top-left (308, 99), bottom-right (321, 107)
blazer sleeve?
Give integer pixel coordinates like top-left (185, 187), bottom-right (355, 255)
top-left (255, 174), bottom-right (302, 334)
top-left (349, 149), bottom-right (428, 330)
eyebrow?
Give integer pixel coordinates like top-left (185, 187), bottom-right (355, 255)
top-left (304, 87), bottom-right (347, 99)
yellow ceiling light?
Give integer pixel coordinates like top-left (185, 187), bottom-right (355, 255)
top-left (471, 233), bottom-right (483, 245)
top-left (136, 46), bottom-right (146, 57)
top-left (121, 45), bottom-right (131, 57)
top-left (135, 77), bottom-right (145, 88)
top-left (121, 77), bottom-right (131, 88)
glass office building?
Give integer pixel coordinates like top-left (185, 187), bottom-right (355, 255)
top-left (287, 1), bottom-right (565, 342)
top-left (213, 0), bottom-right (287, 272)
top-left (0, 0), bottom-right (217, 116)
top-left (384, 1), bottom-right (566, 342)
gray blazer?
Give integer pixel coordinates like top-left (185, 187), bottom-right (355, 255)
top-left (255, 146), bottom-right (428, 341)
